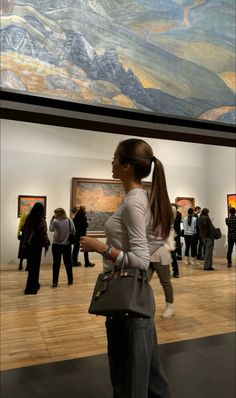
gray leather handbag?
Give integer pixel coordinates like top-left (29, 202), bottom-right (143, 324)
top-left (88, 255), bottom-right (155, 318)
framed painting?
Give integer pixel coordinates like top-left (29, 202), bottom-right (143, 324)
top-left (227, 194), bottom-right (236, 215)
top-left (71, 178), bottom-right (151, 236)
top-left (1, 1), bottom-right (235, 127)
top-left (175, 197), bottom-right (195, 219)
top-left (17, 195), bottom-right (47, 217)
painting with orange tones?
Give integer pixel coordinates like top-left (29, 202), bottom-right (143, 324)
top-left (227, 194), bottom-right (236, 216)
top-left (175, 197), bottom-right (195, 219)
top-left (17, 195), bottom-right (46, 217)
top-left (71, 178), bottom-right (151, 236)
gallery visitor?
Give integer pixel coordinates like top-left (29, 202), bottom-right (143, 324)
top-left (71, 205), bottom-right (95, 267)
top-left (17, 206), bottom-right (32, 271)
top-left (49, 208), bottom-right (75, 287)
top-left (225, 207), bottom-right (236, 267)
top-left (197, 208), bottom-right (216, 271)
top-left (183, 207), bottom-right (197, 265)
top-left (22, 202), bottom-right (50, 295)
top-left (80, 138), bottom-right (172, 397)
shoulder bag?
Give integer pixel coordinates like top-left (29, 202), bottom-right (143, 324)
top-left (213, 227), bottom-right (222, 240)
top-left (88, 254), bottom-right (155, 318)
top-left (68, 219), bottom-right (76, 244)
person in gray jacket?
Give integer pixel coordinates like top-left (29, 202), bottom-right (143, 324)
top-left (197, 208), bottom-right (216, 270)
top-left (49, 208), bottom-right (75, 287)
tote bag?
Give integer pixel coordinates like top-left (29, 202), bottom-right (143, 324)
top-left (88, 255), bottom-right (155, 318)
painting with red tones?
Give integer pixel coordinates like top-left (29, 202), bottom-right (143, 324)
top-left (175, 197), bottom-right (195, 219)
top-left (17, 195), bottom-right (47, 217)
top-left (227, 194), bottom-right (236, 216)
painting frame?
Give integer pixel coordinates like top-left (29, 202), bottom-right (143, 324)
top-left (71, 177), bottom-right (151, 237)
top-left (227, 193), bottom-right (236, 216)
top-left (17, 195), bottom-right (47, 218)
top-left (175, 197), bottom-right (195, 219)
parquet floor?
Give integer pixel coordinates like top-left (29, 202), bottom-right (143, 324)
top-left (0, 257), bottom-right (235, 371)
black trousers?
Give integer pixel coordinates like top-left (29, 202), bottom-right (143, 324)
top-left (72, 237), bottom-right (90, 265)
top-left (171, 250), bottom-right (179, 276)
top-left (227, 239), bottom-right (236, 264)
top-left (197, 238), bottom-right (205, 259)
top-left (184, 235), bottom-right (197, 257)
top-left (175, 235), bottom-right (182, 258)
top-left (106, 316), bottom-right (171, 398)
top-left (52, 244), bottom-right (73, 284)
top-left (25, 244), bottom-right (42, 294)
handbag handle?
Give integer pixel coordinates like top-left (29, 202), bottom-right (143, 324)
top-left (119, 253), bottom-right (148, 282)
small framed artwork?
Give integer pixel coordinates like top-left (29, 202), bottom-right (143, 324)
top-left (71, 178), bottom-right (151, 236)
top-left (175, 197), bottom-right (195, 219)
top-left (227, 194), bottom-right (236, 215)
top-left (17, 195), bottom-right (47, 217)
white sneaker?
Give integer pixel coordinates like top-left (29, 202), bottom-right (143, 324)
top-left (161, 303), bottom-right (174, 319)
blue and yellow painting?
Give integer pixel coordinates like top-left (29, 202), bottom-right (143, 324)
top-left (1, 0), bottom-right (235, 124)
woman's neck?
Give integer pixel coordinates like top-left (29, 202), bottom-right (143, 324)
top-left (122, 179), bottom-right (142, 194)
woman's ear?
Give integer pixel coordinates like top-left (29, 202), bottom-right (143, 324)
top-left (123, 162), bottom-right (131, 172)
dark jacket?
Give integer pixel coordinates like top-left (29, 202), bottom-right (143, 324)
top-left (73, 211), bottom-right (88, 237)
top-left (225, 215), bottom-right (236, 240)
top-left (174, 210), bottom-right (181, 236)
top-left (197, 215), bottom-right (215, 239)
top-left (22, 217), bottom-right (50, 249)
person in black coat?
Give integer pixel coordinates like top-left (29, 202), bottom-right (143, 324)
top-left (193, 206), bottom-right (205, 260)
top-left (172, 203), bottom-right (182, 260)
top-left (197, 208), bottom-right (216, 271)
top-left (22, 202), bottom-right (50, 294)
top-left (72, 205), bottom-right (95, 267)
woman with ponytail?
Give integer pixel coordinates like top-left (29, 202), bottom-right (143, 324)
top-left (183, 207), bottom-right (197, 265)
top-left (80, 138), bottom-right (172, 398)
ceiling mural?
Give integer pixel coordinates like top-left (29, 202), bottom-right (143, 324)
top-left (1, 0), bottom-right (235, 124)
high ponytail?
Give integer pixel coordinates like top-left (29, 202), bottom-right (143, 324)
top-left (117, 139), bottom-right (173, 239)
top-left (149, 158), bottom-right (173, 239)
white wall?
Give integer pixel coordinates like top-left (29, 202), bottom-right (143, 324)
top-left (0, 119), bottom-right (234, 263)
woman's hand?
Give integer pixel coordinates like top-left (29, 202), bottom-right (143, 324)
top-left (80, 236), bottom-right (106, 253)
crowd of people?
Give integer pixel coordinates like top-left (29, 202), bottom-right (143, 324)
top-left (16, 137), bottom-right (235, 398)
top-left (17, 203), bottom-right (94, 294)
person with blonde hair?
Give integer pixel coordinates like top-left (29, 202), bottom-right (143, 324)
top-left (80, 138), bottom-right (172, 398)
top-left (49, 207), bottom-right (75, 287)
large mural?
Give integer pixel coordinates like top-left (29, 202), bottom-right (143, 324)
top-left (1, 0), bottom-right (235, 124)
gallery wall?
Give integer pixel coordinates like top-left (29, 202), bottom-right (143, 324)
top-left (0, 119), bottom-right (235, 264)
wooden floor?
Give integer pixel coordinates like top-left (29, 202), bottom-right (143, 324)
top-left (1, 257), bottom-right (235, 371)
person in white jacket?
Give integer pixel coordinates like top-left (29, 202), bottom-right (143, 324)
top-left (149, 206), bottom-right (176, 319)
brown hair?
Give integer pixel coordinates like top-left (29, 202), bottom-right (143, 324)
top-left (201, 208), bottom-right (209, 216)
top-left (117, 139), bottom-right (173, 238)
top-left (54, 208), bottom-right (67, 219)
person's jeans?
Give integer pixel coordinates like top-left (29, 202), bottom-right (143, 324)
top-left (197, 238), bottom-right (205, 259)
top-left (52, 244), bottom-right (73, 284)
top-left (149, 263), bottom-right (173, 303)
top-left (106, 316), bottom-right (171, 398)
top-left (227, 239), bottom-right (236, 264)
top-left (202, 238), bottom-right (214, 269)
top-left (184, 235), bottom-right (197, 257)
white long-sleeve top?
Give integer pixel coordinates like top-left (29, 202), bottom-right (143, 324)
top-left (49, 217), bottom-right (75, 244)
top-left (104, 188), bottom-right (165, 272)
top-left (183, 216), bottom-right (197, 235)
